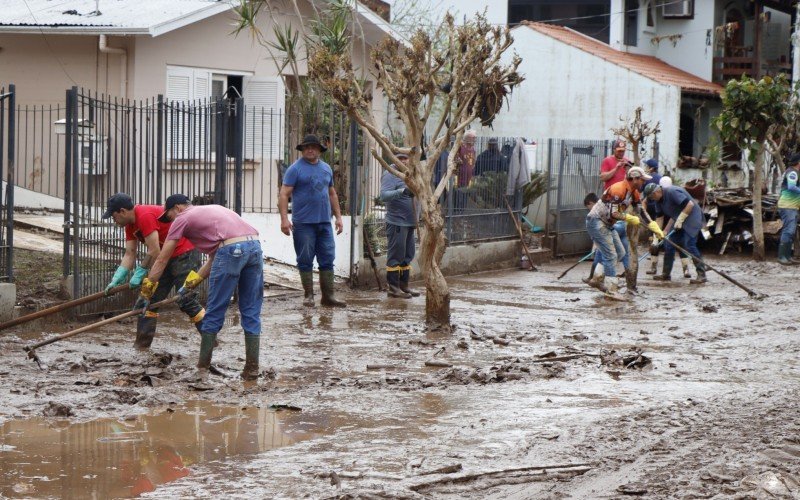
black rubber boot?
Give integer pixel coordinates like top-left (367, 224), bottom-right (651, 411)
top-left (197, 332), bottom-right (216, 381)
top-left (399, 270), bottom-right (420, 297)
top-left (134, 314), bottom-right (158, 349)
top-left (177, 290), bottom-right (205, 333)
top-left (624, 268), bottom-right (637, 293)
top-left (778, 242), bottom-right (798, 266)
top-left (653, 255), bottom-right (674, 281)
top-left (690, 268), bottom-right (707, 284)
top-left (386, 270), bottom-right (411, 298)
top-left (319, 270), bottom-right (346, 307)
top-left (300, 271), bottom-right (315, 306)
top-left (241, 334), bottom-right (260, 381)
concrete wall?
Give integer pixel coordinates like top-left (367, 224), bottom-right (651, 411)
top-left (479, 26), bottom-right (681, 168)
top-left (241, 212), bottom-right (356, 278)
top-left (1, 181), bottom-right (64, 211)
top-left (0, 283), bottom-right (15, 322)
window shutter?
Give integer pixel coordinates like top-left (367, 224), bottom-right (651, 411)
top-left (166, 66), bottom-right (212, 160)
top-left (242, 76), bottom-right (285, 161)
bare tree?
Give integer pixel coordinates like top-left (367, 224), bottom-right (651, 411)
top-left (307, 12), bottom-right (522, 326)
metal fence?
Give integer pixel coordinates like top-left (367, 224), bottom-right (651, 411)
top-left (546, 138), bottom-right (608, 257)
top-left (361, 136), bottom-right (523, 257)
top-left (0, 85), bottom-right (15, 282)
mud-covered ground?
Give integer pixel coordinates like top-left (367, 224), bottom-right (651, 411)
top-left (1, 256), bottom-right (799, 498)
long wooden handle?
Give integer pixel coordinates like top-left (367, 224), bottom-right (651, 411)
top-left (24, 295), bottom-right (181, 351)
top-left (504, 196), bottom-right (537, 271)
top-left (0, 284), bottom-right (132, 332)
top-left (362, 224), bottom-right (384, 291)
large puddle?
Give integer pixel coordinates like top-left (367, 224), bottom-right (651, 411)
top-left (0, 401), bottom-right (340, 498)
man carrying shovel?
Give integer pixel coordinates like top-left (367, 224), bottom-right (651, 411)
top-left (141, 195), bottom-right (263, 381)
top-left (643, 183), bottom-right (707, 284)
top-left (102, 193), bottom-right (205, 349)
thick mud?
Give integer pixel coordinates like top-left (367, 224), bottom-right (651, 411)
top-left (1, 256), bottom-right (799, 498)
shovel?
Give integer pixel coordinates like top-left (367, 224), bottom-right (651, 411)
top-left (24, 295), bottom-right (182, 367)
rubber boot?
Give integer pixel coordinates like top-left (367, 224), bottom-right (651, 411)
top-left (646, 255), bottom-right (658, 275)
top-left (653, 255), bottom-right (674, 281)
top-left (241, 334), bottom-right (260, 381)
top-left (386, 270), bottom-right (411, 298)
top-left (399, 269), bottom-right (420, 297)
top-left (196, 332), bottom-right (216, 381)
top-left (624, 268), bottom-right (637, 293)
top-left (300, 271), bottom-right (315, 306)
top-left (680, 257), bottom-right (692, 278)
top-left (690, 268), bottom-right (707, 284)
top-left (583, 263), bottom-right (604, 284)
top-left (177, 290), bottom-right (205, 333)
top-left (778, 242), bottom-right (798, 266)
top-left (319, 270), bottom-right (346, 307)
top-left (605, 277), bottom-right (627, 301)
top-left (586, 273), bottom-right (607, 292)
top-left (134, 314), bottom-right (158, 349)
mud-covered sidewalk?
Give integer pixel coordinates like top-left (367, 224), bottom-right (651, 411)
top-left (1, 257), bottom-right (799, 498)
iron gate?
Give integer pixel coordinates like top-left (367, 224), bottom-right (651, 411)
top-left (547, 138), bottom-right (608, 257)
top-left (0, 84), bottom-right (15, 282)
top-left (63, 87), bottom-right (243, 315)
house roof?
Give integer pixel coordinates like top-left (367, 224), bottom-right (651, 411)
top-left (519, 22), bottom-right (722, 96)
top-left (0, 0), bottom-right (403, 42)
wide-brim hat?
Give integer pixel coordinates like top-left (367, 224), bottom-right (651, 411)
top-left (296, 134), bottom-right (328, 153)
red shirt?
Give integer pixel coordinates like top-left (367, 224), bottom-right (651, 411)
top-left (125, 205), bottom-right (194, 257)
top-left (600, 154), bottom-right (629, 191)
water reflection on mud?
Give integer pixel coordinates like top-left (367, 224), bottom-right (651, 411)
top-left (0, 401), bottom-right (335, 498)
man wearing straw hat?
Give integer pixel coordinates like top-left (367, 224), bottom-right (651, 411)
top-left (279, 134), bottom-right (347, 308)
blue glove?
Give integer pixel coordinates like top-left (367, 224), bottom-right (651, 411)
top-left (105, 266), bottom-right (130, 294)
top-left (129, 265), bottom-right (148, 289)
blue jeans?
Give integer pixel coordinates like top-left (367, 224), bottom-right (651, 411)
top-left (779, 208), bottom-right (798, 245)
top-left (200, 240), bottom-right (264, 336)
top-left (663, 229), bottom-right (701, 271)
top-left (586, 217), bottom-right (626, 277)
top-left (592, 220), bottom-right (630, 270)
top-left (292, 222), bottom-right (335, 272)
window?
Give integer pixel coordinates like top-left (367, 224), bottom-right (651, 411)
top-left (646, 1), bottom-right (655, 28)
top-left (624, 0), bottom-right (639, 47)
top-left (507, 1), bottom-right (611, 43)
top-left (663, 0), bottom-right (693, 19)
top-left (242, 76), bottom-right (285, 162)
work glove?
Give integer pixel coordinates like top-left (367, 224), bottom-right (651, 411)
top-left (139, 277), bottom-right (158, 301)
top-left (647, 220), bottom-right (665, 240)
top-left (105, 266), bottom-right (130, 295)
top-left (128, 265), bottom-right (148, 289)
top-left (624, 214), bottom-right (640, 227)
top-left (181, 270), bottom-right (204, 291)
top-left (675, 212), bottom-right (689, 230)
top-left (402, 188), bottom-right (415, 198)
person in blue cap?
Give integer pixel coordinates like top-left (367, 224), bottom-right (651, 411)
top-left (777, 153), bottom-right (800, 265)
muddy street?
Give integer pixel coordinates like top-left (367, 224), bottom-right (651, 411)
top-left (1, 257), bottom-right (799, 498)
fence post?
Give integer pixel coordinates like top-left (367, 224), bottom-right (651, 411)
top-left (234, 98), bottom-right (244, 215)
top-left (71, 88), bottom-right (80, 300)
top-left (156, 94), bottom-right (164, 202)
top-left (348, 119), bottom-right (358, 284)
top-left (214, 100), bottom-right (227, 206)
top-left (5, 84), bottom-right (14, 281)
top-left (63, 88), bottom-right (75, 278)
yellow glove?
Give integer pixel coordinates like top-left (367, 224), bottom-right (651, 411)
top-left (647, 220), bottom-right (665, 239)
top-left (140, 277), bottom-right (158, 300)
top-left (182, 270), bottom-right (204, 290)
top-left (624, 214), bottom-right (640, 226)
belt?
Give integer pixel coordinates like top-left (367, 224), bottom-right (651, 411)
top-left (219, 235), bottom-right (257, 247)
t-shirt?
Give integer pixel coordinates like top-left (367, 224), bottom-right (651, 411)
top-left (588, 179), bottom-right (640, 226)
top-left (125, 205), bottom-right (193, 257)
top-left (600, 154), bottom-right (629, 191)
top-left (165, 205), bottom-right (258, 254)
top-left (778, 167), bottom-right (800, 210)
top-left (456, 144), bottom-right (476, 188)
top-left (654, 186), bottom-right (704, 237)
top-left (283, 158), bottom-right (334, 223)
top-left (379, 170), bottom-right (417, 227)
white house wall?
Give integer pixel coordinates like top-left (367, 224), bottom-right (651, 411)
top-left (479, 27), bottom-right (681, 168)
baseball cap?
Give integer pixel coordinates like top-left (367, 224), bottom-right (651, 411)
top-left (613, 140), bottom-right (626, 151)
top-left (627, 166), bottom-right (652, 180)
top-left (396, 152), bottom-right (410, 159)
top-left (644, 159), bottom-right (659, 171)
top-left (643, 183), bottom-right (660, 198)
top-left (157, 194), bottom-right (191, 223)
top-left (102, 193), bottom-right (134, 219)
top-left (788, 152), bottom-right (800, 165)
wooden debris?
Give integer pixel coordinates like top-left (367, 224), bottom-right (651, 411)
top-left (425, 360), bottom-right (453, 368)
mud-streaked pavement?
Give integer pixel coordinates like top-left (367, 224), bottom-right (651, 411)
top-left (1, 256), bottom-right (799, 498)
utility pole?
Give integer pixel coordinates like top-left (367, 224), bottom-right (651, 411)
top-left (793, 2), bottom-right (800, 84)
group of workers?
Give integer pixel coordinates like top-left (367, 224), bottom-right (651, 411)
top-left (101, 134), bottom-right (346, 381)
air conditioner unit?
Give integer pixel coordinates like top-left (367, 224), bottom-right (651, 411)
top-left (663, 0), bottom-right (693, 18)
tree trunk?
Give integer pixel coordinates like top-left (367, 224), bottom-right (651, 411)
top-left (752, 147), bottom-right (766, 261)
top-left (417, 194), bottom-right (450, 327)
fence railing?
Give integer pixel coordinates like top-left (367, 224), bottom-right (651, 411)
top-left (0, 85), bottom-right (15, 282)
